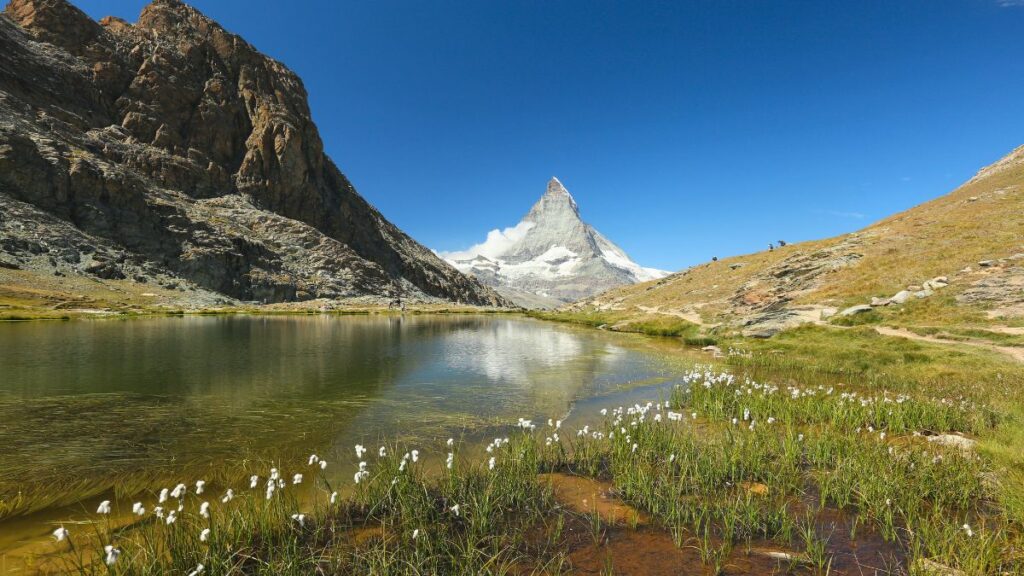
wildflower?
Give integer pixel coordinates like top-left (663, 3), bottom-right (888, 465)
top-left (797, 434), bottom-right (804, 442)
top-left (171, 483), bottom-right (187, 499)
top-left (732, 418), bottom-right (738, 426)
top-left (292, 513), bottom-right (305, 527)
top-left (103, 545), bottom-right (121, 566)
top-left (743, 408), bottom-right (750, 421)
top-left (308, 454), bottom-right (320, 466)
top-left (380, 446), bottom-right (388, 457)
top-left (96, 500), bottom-right (111, 514)
top-left (159, 488), bottom-right (169, 503)
top-left (200, 501), bottom-right (210, 518)
top-left (413, 528), bottom-right (420, 539)
top-left (319, 460), bottom-right (328, 470)
top-left (488, 456), bottom-right (496, 470)
top-left (669, 453), bottom-right (676, 463)
top-left (600, 408), bottom-right (608, 416)
top-left (446, 438), bottom-right (454, 447)
top-left (249, 475), bottom-right (259, 489)
top-left (221, 489), bottom-right (234, 504)
top-left (293, 473), bottom-right (303, 485)
top-left (450, 504), bottom-right (460, 516)
top-left (52, 527), bottom-right (68, 542)
top-left (691, 412), bottom-right (697, 419)
top-left (265, 484), bottom-right (275, 500)
top-left (187, 564), bottom-right (205, 576)
top-left (355, 444), bottom-right (367, 458)
top-left (962, 523), bottom-right (974, 537)
top-left (154, 506), bottom-right (165, 519)
top-left (330, 491), bottom-right (338, 504)
top-left (631, 443), bottom-right (638, 453)
top-left (195, 480), bottom-right (205, 495)
top-left (359, 461), bottom-right (367, 471)
top-left (200, 528), bottom-right (211, 542)
top-left (446, 452), bottom-right (454, 469)
top-left (270, 468), bottom-right (280, 481)
top-left (166, 510), bottom-right (177, 525)
top-left (411, 449), bottom-right (420, 463)
top-left (556, 420), bottom-right (562, 429)
top-left (767, 417), bottom-right (776, 424)
top-left (132, 502), bottom-right (145, 516)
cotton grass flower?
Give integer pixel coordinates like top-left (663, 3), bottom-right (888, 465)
top-left (319, 459), bottom-right (328, 470)
top-left (411, 449), bottom-right (420, 463)
top-left (380, 446), bottom-right (388, 457)
top-left (249, 475), bottom-right (259, 489)
top-left (330, 491), bottom-right (338, 504)
top-left (159, 488), bottom-right (169, 503)
top-left (195, 480), bottom-right (205, 495)
top-left (291, 513), bottom-right (305, 527)
top-left (308, 454), bottom-right (320, 466)
top-left (446, 438), bottom-right (454, 447)
top-left (355, 444), bottom-right (367, 458)
top-left (450, 504), bottom-right (460, 516)
top-left (96, 500), bottom-right (111, 514)
top-left (221, 489), bottom-right (234, 504)
top-left (293, 473), bottom-right (303, 485)
top-left (52, 527), bottom-right (69, 542)
top-left (412, 528), bottom-right (420, 539)
top-left (166, 510), bottom-right (177, 525)
top-left (488, 456), bottom-right (496, 470)
top-left (199, 501), bottom-right (210, 518)
top-left (200, 528), bottom-right (211, 542)
top-left (132, 502), bottom-right (145, 516)
top-left (963, 523), bottom-right (974, 537)
top-left (171, 483), bottom-right (187, 499)
top-left (103, 545), bottom-right (121, 566)
top-left (187, 564), bottom-right (205, 576)
top-left (446, 452), bottom-right (454, 469)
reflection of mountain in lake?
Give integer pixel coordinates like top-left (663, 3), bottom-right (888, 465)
top-left (0, 316), bottom-right (675, 526)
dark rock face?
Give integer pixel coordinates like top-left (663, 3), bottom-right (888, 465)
top-left (0, 0), bottom-right (507, 305)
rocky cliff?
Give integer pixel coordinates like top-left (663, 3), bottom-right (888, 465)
top-left (0, 0), bottom-right (507, 307)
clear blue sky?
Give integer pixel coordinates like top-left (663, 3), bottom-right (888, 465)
top-left (75, 0), bottom-right (1024, 272)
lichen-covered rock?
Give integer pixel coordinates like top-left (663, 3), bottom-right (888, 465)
top-left (0, 0), bottom-right (507, 306)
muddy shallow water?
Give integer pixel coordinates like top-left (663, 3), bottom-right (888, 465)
top-left (0, 314), bottom-right (696, 570)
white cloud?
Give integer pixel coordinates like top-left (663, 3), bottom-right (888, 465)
top-left (997, 0), bottom-right (1024, 6)
top-left (438, 221), bottom-right (535, 261)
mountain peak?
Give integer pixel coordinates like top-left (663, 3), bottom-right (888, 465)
top-left (530, 176), bottom-right (579, 221)
top-left (440, 178), bottom-right (669, 307)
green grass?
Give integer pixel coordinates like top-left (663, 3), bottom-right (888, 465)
top-left (43, 359), bottom-right (1023, 575)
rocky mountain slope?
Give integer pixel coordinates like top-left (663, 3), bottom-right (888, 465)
top-left (568, 145), bottom-right (1024, 336)
top-left (441, 178), bottom-right (667, 308)
top-left (0, 0), bottom-right (507, 310)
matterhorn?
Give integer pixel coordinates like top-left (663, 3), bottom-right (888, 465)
top-left (441, 178), bottom-right (668, 308)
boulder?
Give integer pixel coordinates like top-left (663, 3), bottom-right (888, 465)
top-left (870, 296), bottom-right (890, 307)
top-left (914, 288), bottom-right (934, 299)
top-left (839, 304), bottom-right (873, 316)
top-left (979, 260), bottom-right (996, 267)
top-left (890, 290), bottom-right (912, 304)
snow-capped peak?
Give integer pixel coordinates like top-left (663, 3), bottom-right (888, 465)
top-left (439, 178), bottom-right (669, 307)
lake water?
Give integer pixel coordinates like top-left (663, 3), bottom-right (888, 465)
top-left (0, 314), bottom-right (693, 568)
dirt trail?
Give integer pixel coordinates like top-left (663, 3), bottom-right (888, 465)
top-left (875, 326), bottom-right (1024, 363)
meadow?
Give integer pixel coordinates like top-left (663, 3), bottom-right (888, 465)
top-left (38, 328), bottom-right (1024, 575)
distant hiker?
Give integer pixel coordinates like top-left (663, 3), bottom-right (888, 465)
top-left (778, 240), bottom-right (787, 247)
top-left (712, 256), bottom-right (718, 262)
top-left (769, 243), bottom-right (774, 251)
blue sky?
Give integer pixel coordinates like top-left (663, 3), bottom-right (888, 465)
top-left (75, 0), bottom-right (1024, 272)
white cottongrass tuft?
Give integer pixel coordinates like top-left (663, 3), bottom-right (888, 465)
top-left (187, 564), bottom-right (205, 576)
top-left (200, 528), bottom-right (211, 542)
top-left (132, 502), bottom-right (145, 516)
top-left (199, 501), bottom-right (210, 519)
top-left (292, 513), bottom-right (306, 527)
top-left (221, 489), bottom-right (234, 504)
top-left (53, 527), bottom-right (69, 542)
top-left (96, 500), bottom-right (111, 514)
top-left (355, 444), bottom-right (367, 458)
top-left (103, 545), bottom-right (121, 566)
top-left (293, 473), bottom-right (303, 485)
top-left (195, 480), bottom-right (205, 495)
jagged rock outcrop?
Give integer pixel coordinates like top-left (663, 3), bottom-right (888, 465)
top-left (0, 0), bottom-right (507, 305)
top-left (441, 178), bottom-right (667, 307)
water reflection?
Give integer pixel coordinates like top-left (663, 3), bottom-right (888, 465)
top-left (0, 315), bottom-right (678, 527)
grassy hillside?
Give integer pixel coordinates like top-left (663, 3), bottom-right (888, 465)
top-left (568, 145), bottom-right (1024, 334)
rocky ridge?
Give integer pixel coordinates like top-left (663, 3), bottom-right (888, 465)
top-left (0, 0), bottom-right (507, 307)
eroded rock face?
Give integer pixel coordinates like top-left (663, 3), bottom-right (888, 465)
top-left (0, 0), bottom-right (507, 305)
